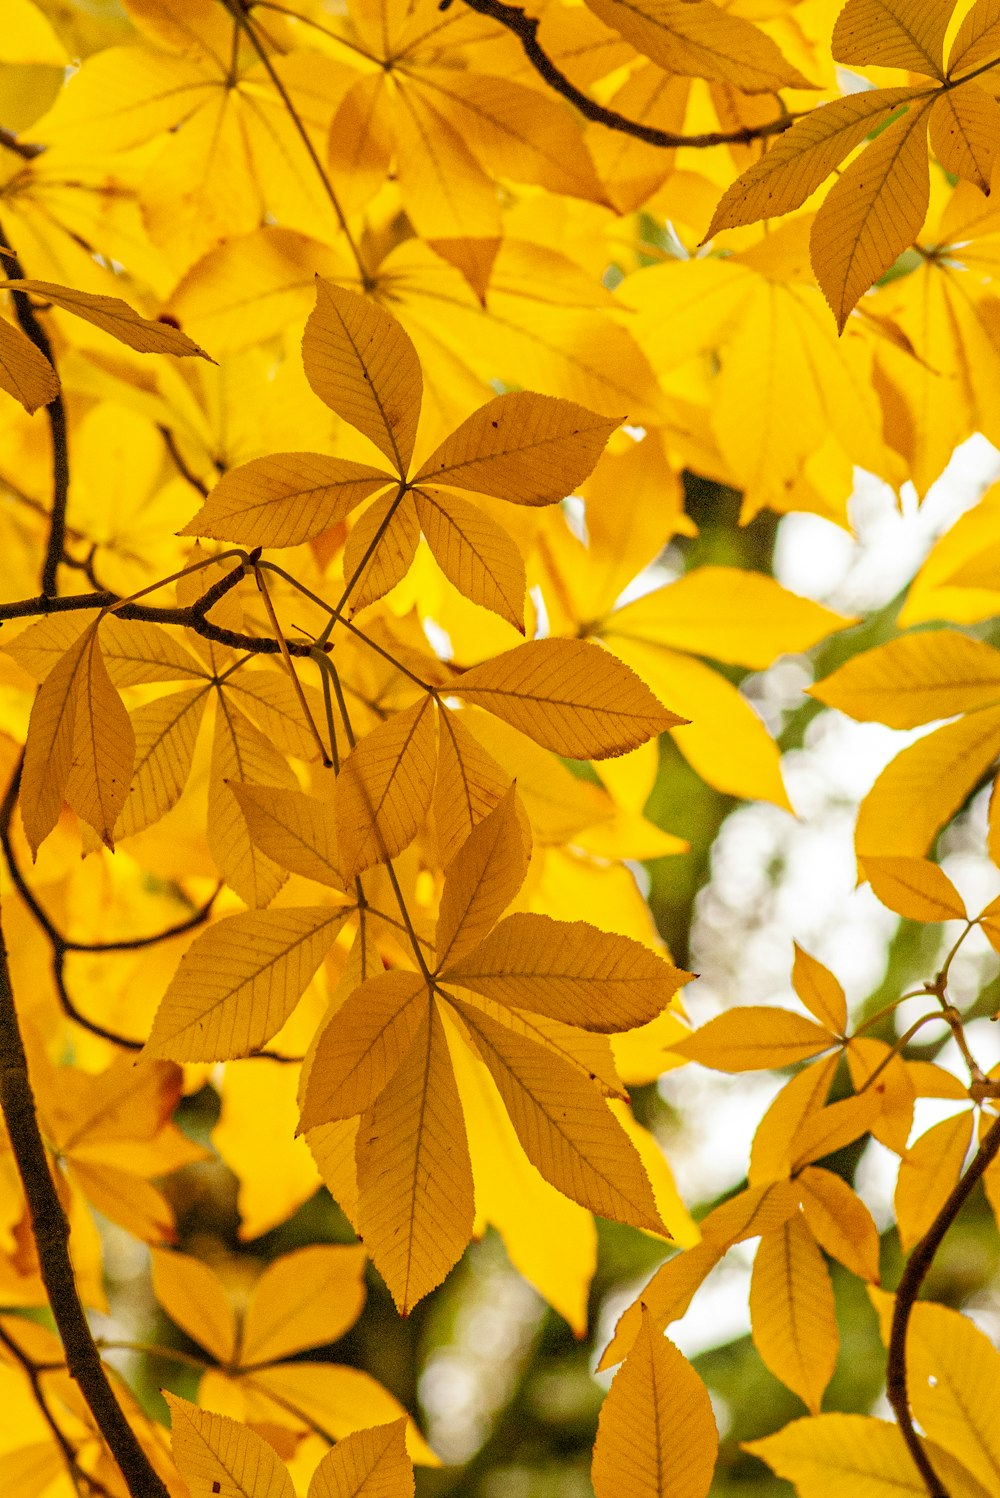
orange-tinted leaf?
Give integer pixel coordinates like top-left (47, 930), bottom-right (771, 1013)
top-left (181, 455), bottom-right (392, 547)
top-left (336, 695), bottom-right (436, 875)
top-left (299, 972), bottom-right (430, 1128)
top-left (862, 856), bottom-right (967, 921)
top-left (750, 1214), bottom-right (838, 1412)
top-left (0, 315), bottom-right (58, 413)
top-left (831, 0), bottom-right (949, 75)
top-left (670, 1007), bottom-right (835, 1071)
top-left (5, 279), bottom-right (210, 359)
top-left (435, 785), bottom-right (529, 968)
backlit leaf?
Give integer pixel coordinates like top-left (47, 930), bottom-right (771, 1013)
top-left (792, 945), bottom-right (847, 1035)
top-left (299, 972), bottom-right (430, 1128)
top-left (831, 0), bottom-right (948, 75)
top-left (166, 1392), bottom-right (294, 1498)
top-left (750, 1214), bottom-right (838, 1413)
top-left (862, 856), bottom-right (967, 921)
top-left (229, 782), bottom-right (345, 890)
top-left (308, 1419), bottom-right (414, 1498)
top-left (414, 485), bottom-right (526, 630)
top-left (0, 315), bottom-right (58, 413)
top-left (435, 785), bottom-right (529, 968)
top-left (239, 1244), bottom-right (367, 1368)
top-left (798, 1166), bottom-right (881, 1281)
top-left (4, 279), bottom-right (210, 360)
top-left (810, 630), bottom-right (1000, 727)
top-left (64, 626), bottom-right (137, 850)
top-left (152, 1248), bottom-right (238, 1366)
top-left (670, 1008), bottom-right (835, 1071)
top-left (894, 1111), bottom-right (973, 1251)
top-left (181, 455), bottom-right (392, 548)
top-left (336, 695), bottom-right (436, 875)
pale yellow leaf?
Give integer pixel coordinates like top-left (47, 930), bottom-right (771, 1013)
top-left (435, 785), bottom-right (529, 968)
top-left (929, 86), bottom-right (1000, 195)
top-left (166, 1392), bottom-right (294, 1498)
top-left (308, 1419), bottom-right (414, 1498)
top-left (832, 0), bottom-right (948, 75)
top-left (593, 1307), bottom-right (717, 1498)
top-left (394, 82), bottom-right (501, 242)
top-left (798, 1166), bottom-right (881, 1281)
top-left (443, 913), bottom-right (687, 1031)
top-left (145, 907), bottom-right (345, 1062)
top-left (0, 315), bottom-right (58, 414)
top-left (792, 945), bottom-right (847, 1035)
top-left (895, 1111), bottom-right (973, 1251)
top-left (750, 1214), bottom-right (837, 1412)
top-left (117, 686), bottom-right (210, 839)
top-left (862, 856), bottom-right (967, 921)
top-left (454, 638), bottom-right (684, 759)
top-left (414, 485), bottom-right (526, 630)
top-left (240, 1245), bottom-right (367, 1368)
top-left (327, 74), bottom-right (394, 219)
top-left (341, 490), bottom-right (420, 610)
top-left (99, 616), bottom-right (207, 687)
top-left (810, 630), bottom-right (1000, 727)
top-left (414, 392), bottom-right (618, 504)
top-left (336, 695), bottom-right (436, 875)
top-left (302, 280), bottom-right (422, 475)
top-left (151, 1249), bottom-right (238, 1366)
top-left (229, 783), bottom-right (344, 890)
top-left (356, 1002), bottom-right (474, 1313)
top-left (181, 455), bottom-right (392, 547)
top-left (583, 0), bottom-right (810, 91)
top-left (670, 1007), bottom-right (835, 1071)
top-left (811, 100), bottom-right (933, 331)
top-left (5, 279), bottom-right (210, 359)
top-left (299, 972), bottom-right (430, 1128)
top-left (21, 621), bottom-right (93, 856)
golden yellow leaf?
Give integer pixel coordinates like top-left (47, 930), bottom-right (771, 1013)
top-left (299, 972), bottom-right (430, 1129)
top-left (810, 630), bottom-right (1000, 727)
top-left (433, 705), bottom-right (513, 864)
top-left (99, 616), bottom-right (207, 687)
top-left (64, 627), bottom-right (137, 850)
top-left (241, 1364), bottom-right (438, 1465)
top-left (443, 913), bottom-right (687, 1031)
top-left (948, 0), bottom-right (1000, 74)
top-left (117, 685), bottom-right (210, 839)
top-left (214, 1062), bottom-right (320, 1242)
top-left (811, 99), bottom-right (934, 331)
top-left (356, 1002), bottom-right (474, 1313)
top-left (789, 1091), bottom-right (883, 1170)
top-left (929, 86), bottom-right (1000, 194)
top-left (832, 0), bottom-right (948, 76)
top-left (670, 1007), bottom-right (835, 1071)
top-left (749, 1057), bottom-right (838, 1184)
top-left (861, 855), bottom-right (967, 921)
top-left (592, 1306), bottom-right (717, 1498)
top-left (302, 281), bottom-right (423, 475)
top-left (336, 695), bottom-right (437, 875)
top-left (326, 74), bottom-right (394, 219)
top-left (846, 1038), bottom-right (915, 1154)
top-left (451, 996), bottom-right (664, 1233)
top-left (341, 490), bottom-right (420, 610)
top-left (145, 907), bottom-right (346, 1062)
top-left (583, 0), bottom-right (810, 91)
top-left (229, 783), bottom-right (345, 891)
top-left (166, 1392), bottom-right (294, 1498)
top-left (895, 1300), bottom-right (1000, 1494)
top-left (894, 1111), bottom-right (973, 1250)
top-left (181, 455), bottom-right (393, 548)
top-left (19, 620), bottom-right (93, 855)
top-left (598, 1241), bottom-right (721, 1370)
top-left (240, 1245), bottom-right (367, 1368)
top-left (798, 1166), bottom-right (881, 1281)
top-left (454, 638), bottom-right (684, 759)
top-left (394, 83), bottom-right (501, 242)
top-left (750, 1214), bottom-right (837, 1413)
top-left (151, 1248), bottom-right (238, 1366)
top-left (413, 485), bottom-right (526, 630)
top-left (209, 696), bottom-right (297, 908)
top-left (414, 392), bottom-right (618, 504)
top-left (700, 1180), bottom-right (803, 1249)
top-left (308, 1419), bottom-right (414, 1498)
top-left (435, 785), bottom-right (529, 968)
top-left (0, 315), bottom-right (58, 413)
top-left (4, 279), bottom-right (210, 359)
top-left (707, 88), bottom-right (929, 238)
top-left (792, 945), bottom-right (847, 1035)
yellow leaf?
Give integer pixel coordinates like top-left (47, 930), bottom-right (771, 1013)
top-left (414, 392), bottom-right (618, 504)
top-left (3, 0), bottom-right (67, 64)
top-left (166, 1392), bottom-right (294, 1498)
top-left (152, 1248), bottom-right (238, 1366)
top-left (608, 568), bottom-right (850, 670)
top-left (583, 0), bottom-right (810, 92)
top-left (240, 1245), bottom-right (367, 1368)
top-left (433, 706), bottom-right (513, 864)
top-left (214, 1062), bottom-right (320, 1242)
top-left (99, 616), bottom-right (207, 687)
top-left (308, 1419), bottom-right (414, 1498)
top-left (832, 0), bottom-right (948, 76)
top-left (610, 1101), bottom-right (699, 1246)
top-left (451, 996), bottom-right (664, 1233)
top-left (64, 627), bottom-right (137, 850)
top-left (846, 1038), bottom-right (915, 1154)
top-left (670, 1007), bottom-right (835, 1071)
top-left (949, 0), bottom-right (1000, 75)
top-left (229, 783), bottom-right (345, 890)
top-left (897, 1300), bottom-right (1000, 1494)
top-left (798, 1166), bottom-right (881, 1281)
top-left (435, 785), bottom-right (529, 968)
top-left (454, 638), bottom-right (684, 759)
top-left (181, 455), bottom-right (392, 548)
top-left (117, 685), bottom-right (210, 839)
top-left (747, 1413), bottom-right (992, 1498)
top-left (443, 913), bottom-right (687, 1031)
top-left (341, 490), bottom-right (420, 611)
top-left (4, 279), bottom-right (210, 360)
top-left (707, 88), bottom-right (929, 237)
top-left (394, 82), bottom-right (501, 242)
top-left (241, 1364), bottom-right (438, 1465)
top-left (26, 45), bottom-right (207, 152)
top-left (792, 945), bottom-right (847, 1035)
top-left (894, 1111), bottom-right (973, 1251)
top-left (750, 1214), bottom-right (837, 1412)
top-left (810, 630), bottom-right (1000, 727)
top-left (929, 86), bottom-right (1000, 195)
top-left (749, 1056), bottom-right (838, 1184)
top-left (413, 486), bottom-right (526, 630)
top-left (598, 1241), bottom-right (721, 1370)
top-left (789, 1091), bottom-right (883, 1170)
top-left (861, 856), bottom-right (967, 921)
top-left (811, 100), bottom-right (934, 331)
top-left (336, 695), bottom-right (436, 875)
top-left (327, 74), bottom-right (394, 219)
top-left (356, 1002), bottom-right (474, 1313)
top-left (145, 907), bottom-right (345, 1062)
top-left (299, 972), bottom-right (430, 1129)
top-left (592, 1306), bottom-right (717, 1498)
top-left (302, 280), bottom-right (422, 475)
top-left (700, 1180), bottom-right (802, 1249)
top-left (210, 698), bottom-right (297, 908)
top-left (0, 315), bottom-right (58, 413)
top-left (19, 621), bottom-right (91, 855)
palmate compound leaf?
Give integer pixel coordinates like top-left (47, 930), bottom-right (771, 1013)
top-left (434, 783), bottom-right (530, 969)
top-left (165, 1393), bottom-right (294, 1498)
top-left (299, 972), bottom-right (431, 1128)
top-left (592, 1306), bottom-right (718, 1498)
top-left (144, 906), bottom-right (348, 1062)
top-left (309, 1419), bottom-right (414, 1498)
top-left (230, 782), bottom-right (345, 890)
top-left (302, 279), bottom-right (423, 475)
top-left (180, 454), bottom-right (394, 547)
top-left (453, 637), bottom-right (686, 759)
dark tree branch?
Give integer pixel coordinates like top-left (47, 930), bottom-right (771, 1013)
top-left (456, 0), bottom-right (798, 148)
top-left (0, 223), bottom-right (69, 596)
top-left (886, 1109), bottom-right (1000, 1498)
top-left (0, 896), bottom-right (170, 1498)
top-left (158, 425), bottom-right (209, 497)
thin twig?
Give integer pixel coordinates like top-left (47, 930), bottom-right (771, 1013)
top-left (158, 426), bottom-right (209, 497)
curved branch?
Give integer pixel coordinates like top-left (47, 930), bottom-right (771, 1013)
top-left (456, 0), bottom-right (797, 148)
top-left (886, 1110), bottom-right (1000, 1498)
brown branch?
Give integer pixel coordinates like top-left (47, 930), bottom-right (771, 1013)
top-left (0, 127), bottom-right (44, 160)
top-left (158, 425), bottom-right (209, 497)
top-left (0, 223), bottom-right (69, 596)
top-left (886, 1109), bottom-right (1000, 1498)
top-left (456, 0), bottom-right (798, 148)
top-left (0, 897), bottom-right (170, 1498)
